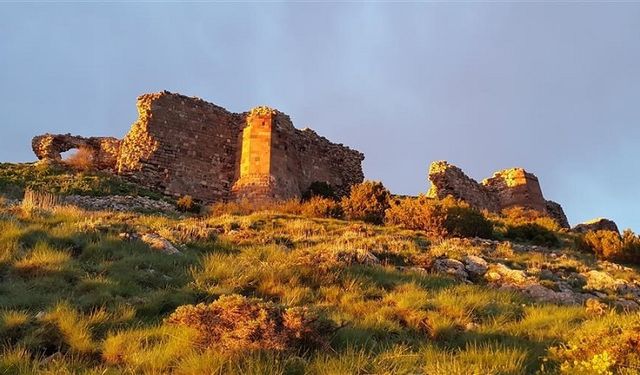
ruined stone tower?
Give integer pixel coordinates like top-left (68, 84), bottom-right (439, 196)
top-left (231, 106), bottom-right (280, 200)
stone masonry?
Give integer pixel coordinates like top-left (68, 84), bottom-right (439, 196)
top-left (32, 134), bottom-right (121, 170)
top-left (33, 91), bottom-right (365, 202)
top-left (427, 160), bottom-right (570, 228)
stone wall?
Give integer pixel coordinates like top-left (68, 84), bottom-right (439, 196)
top-left (427, 160), bottom-right (570, 228)
top-left (573, 218), bottom-right (619, 234)
top-left (427, 161), bottom-right (500, 211)
top-left (116, 92), bottom-right (245, 202)
top-left (32, 134), bottom-right (121, 170)
top-left (482, 168), bottom-right (547, 212)
top-left (33, 91), bottom-right (365, 203)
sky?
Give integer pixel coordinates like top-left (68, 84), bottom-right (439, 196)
top-left (0, 2), bottom-right (638, 231)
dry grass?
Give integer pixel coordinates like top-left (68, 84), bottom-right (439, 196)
top-left (63, 147), bottom-right (94, 172)
top-left (21, 188), bottom-right (60, 212)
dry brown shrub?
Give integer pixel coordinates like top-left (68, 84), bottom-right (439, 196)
top-left (165, 294), bottom-right (334, 352)
top-left (341, 181), bottom-right (390, 224)
top-left (176, 195), bottom-right (194, 212)
top-left (385, 195), bottom-right (493, 239)
top-left (578, 229), bottom-right (640, 263)
top-left (500, 206), bottom-right (561, 231)
top-left (385, 195), bottom-right (447, 237)
top-left (579, 230), bottom-right (623, 259)
top-left (301, 196), bottom-right (343, 219)
top-left (64, 147), bottom-right (94, 171)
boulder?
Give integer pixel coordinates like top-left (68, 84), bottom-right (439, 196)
top-left (433, 258), bottom-right (469, 280)
top-left (485, 263), bottom-right (528, 285)
top-left (463, 255), bottom-right (488, 277)
top-left (573, 218), bottom-right (619, 234)
top-left (140, 233), bottom-right (181, 255)
top-left (583, 270), bottom-right (623, 292)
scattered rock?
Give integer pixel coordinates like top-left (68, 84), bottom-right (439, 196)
top-left (583, 270), bottom-right (620, 292)
top-left (486, 263), bottom-right (528, 285)
top-left (521, 284), bottom-right (579, 305)
top-left (614, 299), bottom-right (640, 311)
top-left (463, 255), bottom-right (488, 277)
top-left (140, 233), bottom-right (181, 255)
top-left (65, 195), bottom-right (177, 213)
top-left (332, 249), bottom-right (380, 266)
top-left (434, 258), bottom-right (469, 280)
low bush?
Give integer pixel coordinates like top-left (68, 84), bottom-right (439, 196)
top-left (385, 195), bottom-right (447, 237)
top-left (500, 206), bottom-right (561, 232)
top-left (302, 181), bottom-right (337, 201)
top-left (165, 294), bottom-right (334, 352)
top-left (445, 204), bottom-right (494, 239)
top-left (301, 196), bottom-right (343, 219)
top-left (385, 196), bottom-right (493, 239)
top-left (341, 181), bottom-right (390, 225)
top-left (177, 195), bottom-right (194, 212)
top-left (548, 314), bottom-right (640, 374)
top-left (578, 229), bottom-right (640, 263)
top-left (504, 223), bottom-right (560, 247)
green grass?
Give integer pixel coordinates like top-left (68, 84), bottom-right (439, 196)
top-left (0, 170), bottom-right (639, 373)
top-left (0, 162), bottom-right (165, 200)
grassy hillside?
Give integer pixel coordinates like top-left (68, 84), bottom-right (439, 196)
top-left (0, 166), bottom-right (639, 374)
top-left (0, 163), bottom-right (164, 200)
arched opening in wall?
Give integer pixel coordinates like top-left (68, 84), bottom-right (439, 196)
top-left (61, 147), bottom-right (94, 172)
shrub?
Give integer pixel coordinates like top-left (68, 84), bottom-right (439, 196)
top-left (341, 181), bottom-right (390, 224)
top-left (548, 314), bottom-right (640, 374)
top-left (444, 204), bottom-right (493, 239)
top-left (504, 223), bottom-right (560, 247)
top-left (301, 196), bottom-right (343, 219)
top-left (177, 195), bottom-right (198, 213)
top-left (500, 206), bottom-right (561, 232)
top-left (578, 229), bottom-right (640, 263)
top-left (63, 147), bottom-right (94, 172)
top-left (165, 294), bottom-right (333, 352)
top-left (385, 195), bottom-right (448, 237)
top-left (385, 196), bottom-right (493, 239)
top-left (302, 181), bottom-right (337, 201)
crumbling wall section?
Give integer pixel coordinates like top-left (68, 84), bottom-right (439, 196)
top-left (482, 168), bottom-right (547, 212)
top-left (32, 91), bottom-right (365, 204)
top-left (427, 161), bottom-right (570, 228)
top-left (269, 114), bottom-right (365, 199)
top-left (32, 133), bottom-right (121, 170)
top-left (117, 91), bottom-right (245, 201)
top-left (426, 161), bottom-right (500, 211)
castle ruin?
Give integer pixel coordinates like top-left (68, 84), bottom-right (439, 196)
top-left (32, 91), bottom-right (365, 202)
top-left (427, 160), bottom-right (570, 228)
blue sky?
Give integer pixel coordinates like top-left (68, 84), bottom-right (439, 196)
top-left (1, 3), bottom-right (638, 231)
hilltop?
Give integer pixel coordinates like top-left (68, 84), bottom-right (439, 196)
top-left (1, 163), bottom-right (640, 374)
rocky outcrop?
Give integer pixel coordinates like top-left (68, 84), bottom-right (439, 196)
top-left (427, 161), bottom-right (570, 228)
top-left (32, 133), bottom-right (121, 170)
top-left (427, 161), bottom-right (500, 211)
top-left (482, 168), bottom-right (546, 212)
top-left (33, 91), bottom-right (365, 203)
top-left (573, 218), bottom-right (620, 234)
